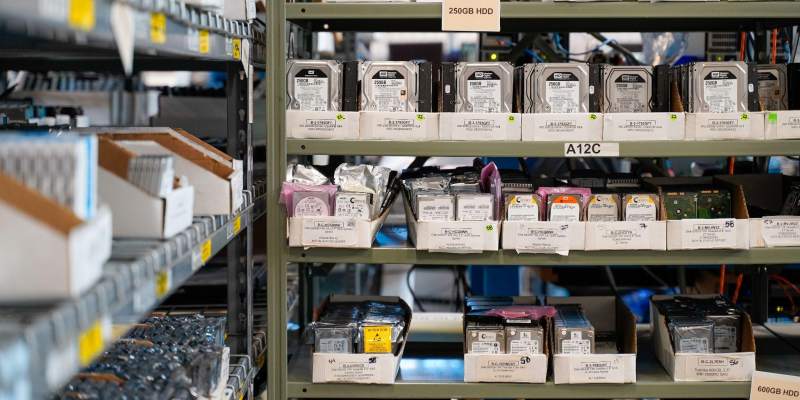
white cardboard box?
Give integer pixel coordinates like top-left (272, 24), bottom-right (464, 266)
top-left (651, 295), bottom-right (756, 382)
top-left (0, 173), bottom-right (112, 301)
top-left (749, 216), bottom-right (800, 248)
top-left (99, 169), bottom-right (194, 239)
top-left (439, 112), bottom-right (521, 141)
top-left (502, 221), bottom-right (585, 254)
top-left (764, 110), bottom-right (800, 140)
top-left (549, 296), bottom-right (637, 384)
top-left (287, 208), bottom-right (390, 249)
top-left (360, 112), bottom-right (438, 141)
top-left (404, 195), bottom-right (499, 252)
top-left (585, 221), bottom-right (666, 251)
top-left (522, 113), bottom-right (603, 142)
top-left (286, 110), bottom-right (359, 139)
top-left (602, 112), bottom-right (685, 141)
top-left (463, 353), bottom-right (548, 383)
top-left (685, 112), bottom-right (765, 140)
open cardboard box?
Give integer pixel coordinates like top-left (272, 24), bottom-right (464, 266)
top-left (403, 195), bottom-right (499, 253)
top-left (685, 112), bottom-right (765, 141)
top-left (288, 207), bottom-right (391, 249)
top-left (765, 110), bottom-right (800, 140)
top-left (521, 113), bottom-right (603, 142)
top-left (646, 177), bottom-right (750, 250)
top-left (602, 112), bottom-right (685, 141)
top-left (312, 295), bottom-right (412, 384)
top-left (502, 221), bottom-right (586, 254)
top-left (360, 112), bottom-right (439, 141)
top-left (548, 296), bottom-right (637, 384)
top-left (651, 295), bottom-right (755, 382)
top-left (98, 138), bottom-right (194, 239)
top-left (98, 128), bottom-right (242, 216)
top-left (584, 221), bottom-right (666, 251)
top-left (0, 172), bottom-right (112, 301)
top-left (286, 110), bottom-right (359, 139)
top-left (439, 112), bottom-right (522, 141)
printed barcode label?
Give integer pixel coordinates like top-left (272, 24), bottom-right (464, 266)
top-left (679, 337), bottom-right (709, 353)
top-left (318, 338), bottom-right (349, 353)
top-left (471, 341), bottom-right (502, 354)
top-left (510, 339), bottom-right (538, 354)
top-left (561, 339), bottom-right (590, 355)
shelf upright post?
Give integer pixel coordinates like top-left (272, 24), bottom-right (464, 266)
top-left (267, 1), bottom-right (289, 399)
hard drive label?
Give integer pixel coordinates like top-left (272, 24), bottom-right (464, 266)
top-left (467, 71), bottom-right (502, 113)
top-left (546, 72), bottom-right (581, 113)
top-left (757, 71), bottom-right (782, 111)
top-left (703, 71), bottom-right (738, 113)
top-left (371, 70), bottom-right (408, 112)
top-left (294, 69), bottom-right (329, 111)
top-left (613, 74), bottom-right (648, 112)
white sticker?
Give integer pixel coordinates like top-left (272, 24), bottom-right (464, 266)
top-left (549, 203), bottom-right (581, 223)
top-left (685, 354), bottom-right (753, 381)
top-left (456, 195), bottom-right (494, 222)
top-left (301, 218), bottom-right (358, 247)
top-left (590, 222), bottom-right (651, 250)
top-left (506, 195), bottom-right (540, 221)
top-left (374, 116), bottom-right (425, 138)
top-left (546, 79), bottom-right (581, 113)
top-left (695, 114), bottom-right (752, 139)
top-left (294, 76), bottom-right (329, 111)
top-left (761, 217), bottom-right (800, 247)
top-left (318, 338), bottom-right (350, 353)
top-left (509, 339), bottom-right (539, 354)
top-left (611, 74), bottom-right (648, 112)
top-left (703, 74), bottom-right (739, 113)
top-left (318, 357), bottom-right (382, 382)
top-left (370, 75), bottom-right (407, 112)
top-left (561, 339), bottom-right (591, 355)
top-left (714, 326), bottom-right (738, 353)
top-left (513, 223), bottom-right (570, 255)
top-left (427, 225), bottom-right (490, 251)
top-left (679, 337), bottom-right (710, 353)
top-left (467, 77), bottom-right (502, 113)
top-left (334, 194), bottom-right (371, 220)
top-left (564, 142), bottom-right (620, 157)
top-left (680, 219), bottom-right (738, 249)
top-left (471, 341), bottom-right (502, 354)
top-left (624, 195), bottom-right (658, 222)
top-left (417, 196), bottom-right (454, 222)
top-left (569, 356), bottom-right (625, 383)
top-left (750, 371), bottom-right (800, 400)
top-left (294, 196), bottom-right (331, 217)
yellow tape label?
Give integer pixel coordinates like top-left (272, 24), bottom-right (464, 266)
top-left (68, 0), bottom-right (95, 31)
top-left (200, 240), bottom-right (212, 263)
top-left (233, 216), bottom-right (242, 234)
top-left (150, 12), bottom-right (167, 44)
top-left (78, 321), bottom-right (104, 365)
top-left (155, 270), bottom-right (169, 297)
top-left (198, 30), bottom-right (210, 54)
top-left (232, 38), bottom-right (242, 60)
top-left (362, 325), bottom-right (392, 353)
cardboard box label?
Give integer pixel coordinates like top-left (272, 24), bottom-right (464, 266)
top-left (371, 114), bottom-right (429, 138)
top-left (301, 218), bottom-right (358, 247)
top-left (294, 115), bottom-right (348, 138)
top-left (680, 219), bottom-right (737, 249)
top-left (750, 371), bottom-right (800, 400)
top-left (681, 354), bottom-right (753, 381)
top-left (453, 117), bottom-right (505, 139)
top-left (564, 142), bottom-right (619, 158)
top-left (590, 222), bottom-right (651, 249)
top-left (512, 223), bottom-right (570, 255)
top-left (316, 356), bottom-right (385, 382)
top-left (526, 113), bottom-right (602, 141)
top-left (442, 0), bottom-right (500, 32)
top-left (566, 355), bottom-right (626, 383)
top-left (604, 113), bottom-right (683, 140)
top-left (428, 224), bottom-right (493, 251)
top-left (768, 111), bottom-right (800, 139)
top-left (761, 217), bottom-right (800, 247)
top-left (464, 354), bottom-right (544, 382)
top-left (694, 113), bottom-right (753, 139)
top-left (362, 326), bottom-right (392, 353)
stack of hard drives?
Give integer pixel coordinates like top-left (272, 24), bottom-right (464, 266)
top-left (654, 296), bottom-right (742, 353)
top-left (309, 297), bottom-right (410, 354)
top-left (670, 61), bottom-right (759, 113)
top-left (552, 304), bottom-right (596, 355)
top-left (659, 186), bottom-right (732, 220)
top-left (126, 154), bottom-right (175, 197)
top-left (464, 296), bottom-right (554, 355)
top-left (403, 168), bottom-right (496, 222)
top-left (517, 63), bottom-right (603, 113)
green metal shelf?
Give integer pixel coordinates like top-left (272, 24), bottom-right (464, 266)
top-left (289, 246), bottom-right (800, 266)
top-left (288, 139), bottom-right (800, 157)
top-left (286, 2), bottom-right (800, 32)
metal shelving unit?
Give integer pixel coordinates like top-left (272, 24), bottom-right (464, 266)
top-left (266, 3), bottom-right (800, 400)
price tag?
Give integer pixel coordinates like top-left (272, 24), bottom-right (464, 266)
top-left (200, 239), bottom-right (212, 263)
top-left (232, 38), bottom-right (242, 60)
top-left (362, 326), bottom-right (392, 353)
top-left (564, 142), bottom-right (619, 157)
top-left (442, 0), bottom-right (500, 32)
top-left (68, 0), bottom-right (95, 31)
top-left (78, 321), bottom-right (104, 366)
top-left (155, 270), bottom-right (170, 298)
top-left (751, 371), bottom-right (800, 400)
top-left (150, 12), bottom-right (167, 44)
top-left (198, 30), bottom-right (210, 54)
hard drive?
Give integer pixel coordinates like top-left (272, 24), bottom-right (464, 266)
top-left (438, 62), bottom-right (457, 112)
top-left (286, 60), bottom-right (341, 111)
top-left (691, 61), bottom-right (749, 113)
top-left (361, 61), bottom-right (418, 112)
top-left (417, 61), bottom-right (434, 112)
top-left (533, 63), bottom-right (591, 113)
top-left (653, 64), bottom-right (671, 112)
top-left (603, 65), bottom-right (653, 113)
top-left (790, 63), bottom-right (800, 110)
top-left (455, 62), bottom-right (514, 113)
top-left (755, 64), bottom-right (788, 111)
top-left (342, 60), bottom-right (361, 111)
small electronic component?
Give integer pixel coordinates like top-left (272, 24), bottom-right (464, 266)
top-left (416, 192), bottom-right (455, 221)
top-left (697, 189), bottom-right (732, 219)
top-left (334, 192), bottom-right (373, 220)
top-left (553, 304), bottom-right (595, 355)
top-left (755, 64), bottom-right (788, 111)
top-left (314, 326), bottom-right (355, 354)
top-left (456, 193), bottom-right (495, 221)
top-left (603, 65), bottom-right (654, 113)
top-left (622, 193), bottom-right (659, 221)
top-left (292, 191), bottom-right (332, 217)
top-left (505, 321), bottom-right (544, 355)
top-left (286, 59), bottom-right (341, 111)
top-left (691, 61), bottom-right (749, 113)
top-left (586, 193), bottom-right (620, 222)
top-left (664, 191), bottom-right (698, 220)
top-left (530, 63), bottom-right (591, 113)
top-left (465, 325), bottom-right (506, 354)
top-left (505, 193), bottom-right (542, 221)
top-left (669, 317), bottom-right (714, 353)
top-left (455, 62), bottom-right (514, 113)
top-left (361, 61), bottom-right (418, 112)
top-left (548, 194), bottom-right (583, 222)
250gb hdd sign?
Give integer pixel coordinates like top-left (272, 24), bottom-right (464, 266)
top-left (563, 142), bottom-right (620, 157)
top-left (442, 0), bottom-right (500, 32)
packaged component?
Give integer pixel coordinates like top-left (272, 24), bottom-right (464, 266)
top-left (314, 326), bottom-right (356, 354)
top-left (292, 191), bottom-right (332, 217)
top-left (653, 64), bottom-right (671, 112)
top-left (342, 60), bottom-right (361, 111)
top-left (361, 61), bottom-right (418, 112)
top-left (416, 192), bottom-right (455, 221)
top-left (438, 62), bottom-right (457, 112)
top-left (586, 193), bottom-right (620, 222)
top-left (691, 61), bottom-right (749, 113)
top-left (465, 325), bottom-right (506, 354)
top-left (126, 154), bottom-right (175, 197)
top-left (335, 192), bottom-right (373, 220)
top-left (505, 193), bottom-right (542, 221)
top-left (755, 64), bottom-right (788, 111)
top-left (456, 193), bottom-right (495, 221)
top-left (531, 63), bottom-right (591, 113)
top-left (505, 321), bottom-right (544, 355)
top-left (623, 193), bottom-right (659, 221)
top-left (603, 65), bottom-right (654, 113)
top-left (417, 61), bottom-right (434, 112)
top-left (669, 317), bottom-right (714, 353)
top-left (333, 163), bottom-right (393, 217)
top-left (286, 59), bottom-right (341, 111)
top-left (697, 189), bottom-right (732, 218)
top-left (553, 304), bottom-right (595, 355)
top-left (664, 191), bottom-right (698, 220)
top-left (548, 194), bottom-right (583, 222)
top-left (455, 62), bottom-right (514, 113)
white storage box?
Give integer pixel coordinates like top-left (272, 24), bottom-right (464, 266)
top-left (286, 110), bottom-right (359, 139)
top-left (0, 172), bottom-right (112, 301)
top-left (403, 196), bottom-right (499, 253)
top-left (548, 296), bottom-right (637, 384)
top-left (585, 221), bottom-right (666, 251)
top-left (651, 295), bottom-right (755, 382)
top-left (439, 112), bottom-right (521, 141)
top-left (502, 221), bottom-right (585, 254)
top-left (765, 110), bottom-right (800, 140)
top-left (602, 112), bottom-right (685, 141)
top-left (522, 113), bottom-right (603, 141)
top-left (360, 111), bottom-right (438, 140)
top-left (288, 208), bottom-right (390, 249)
top-left (685, 112), bottom-right (765, 140)
top-left (749, 217), bottom-right (800, 248)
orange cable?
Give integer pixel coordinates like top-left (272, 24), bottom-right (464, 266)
top-left (771, 28), bottom-right (779, 64)
top-left (719, 265), bottom-right (727, 295)
top-left (732, 273), bottom-right (744, 304)
top-left (739, 32), bottom-right (747, 61)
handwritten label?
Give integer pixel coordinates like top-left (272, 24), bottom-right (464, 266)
top-left (78, 321), bottom-right (104, 366)
top-left (513, 223), bottom-right (570, 255)
top-left (762, 217), bottom-right (800, 247)
top-left (751, 371), bottom-right (800, 400)
top-left (442, 0), bottom-right (500, 32)
top-left (150, 12), bottom-right (167, 44)
top-left (680, 219), bottom-right (737, 249)
top-left (427, 224), bottom-right (489, 251)
top-left (564, 142), bottom-right (619, 157)
top-left (302, 218), bottom-right (358, 247)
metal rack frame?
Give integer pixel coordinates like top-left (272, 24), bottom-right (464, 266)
top-left (266, 3), bottom-right (800, 400)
